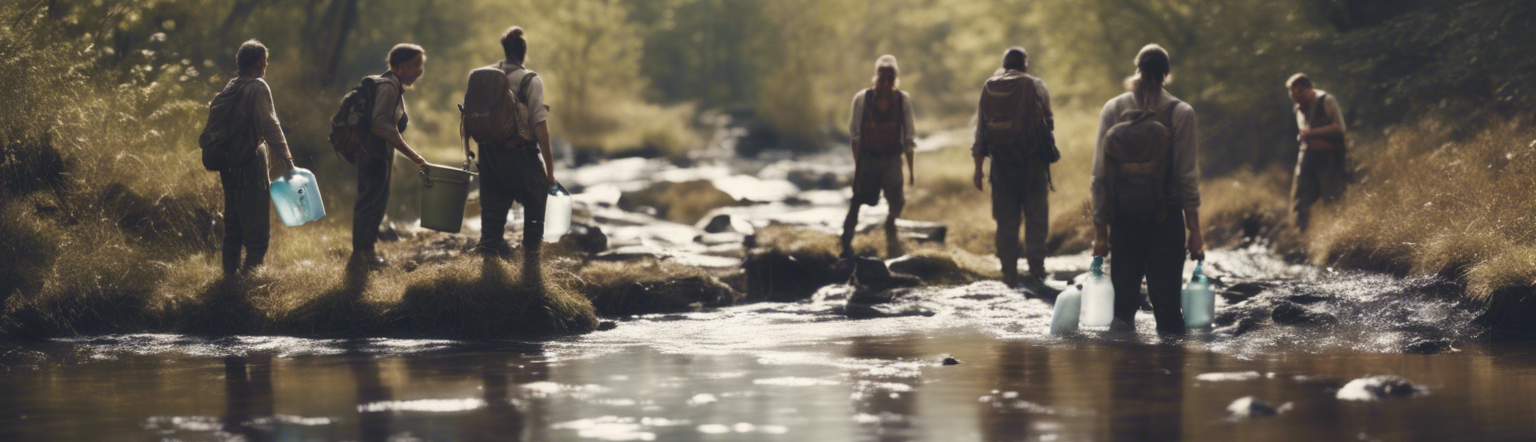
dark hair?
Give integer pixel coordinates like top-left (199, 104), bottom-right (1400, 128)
top-left (236, 39), bottom-right (267, 73)
top-left (387, 43), bottom-right (426, 68)
top-left (1135, 44), bottom-right (1171, 85)
top-left (1286, 73), bottom-right (1313, 90)
top-left (1002, 46), bottom-right (1028, 72)
top-left (501, 26), bottom-right (528, 64)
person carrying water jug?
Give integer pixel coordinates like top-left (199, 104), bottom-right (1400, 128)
top-left (349, 44), bottom-right (431, 272)
top-left (464, 26), bottom-right (557, 287)
top-left (972, 46), bottom-right (1058, 289)
top-left (840, 55), bottom-right (917, 259)
top-left (1090, 44), bottom-right (1204, 334)
top-left (1286, 73), bottom-right (1349, 232)
top-left (199, 40), bottom-right (296, 277)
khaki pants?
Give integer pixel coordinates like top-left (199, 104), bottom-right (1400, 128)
top-left (841, 154), bottom-right (904, 253)
top-left (1291, 148), bottom-right (1348, 230)
top-left (990, 160), bottom-right (1049, 278)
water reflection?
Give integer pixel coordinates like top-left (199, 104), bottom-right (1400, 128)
top-left (846, 335), bottom-right (923, 441)
top-left (349, 351), bottom-right (393, 442)
top-left (977, 340), bottom-right (1050, 442)
top-left (222, 354), bottom-right (274, 441)
top-left (1106, 342), bottom-right (1185, 441)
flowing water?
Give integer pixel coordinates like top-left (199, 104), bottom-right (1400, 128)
top-left (3, 249), bottom-right (1535, 441)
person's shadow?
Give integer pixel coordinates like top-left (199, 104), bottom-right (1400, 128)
top-left (348, 348), bottom-right (394, 442)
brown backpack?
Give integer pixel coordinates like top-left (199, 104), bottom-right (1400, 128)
top-left (977, 72), bottom-right (1047, 163)
top-left (460, 65), bottom-right (537, 146)
top-left (1104, 97), bottom-right (1182, 221)
top-left (859, 88), bottom-right (904, 156)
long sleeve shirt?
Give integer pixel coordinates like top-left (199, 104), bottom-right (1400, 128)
top-left (370, 73), bottom-right (407, 143)
top-left (849, 89), bottom-right (916, 150)
top-left (1090, 89), bottom-right (1201, 225)
top-left (972, 70), bottom-right (1053, 158)
top-left (245, 78), bottom-right (289, 159)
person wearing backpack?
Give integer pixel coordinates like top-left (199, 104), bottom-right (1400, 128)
top-left (972, 47), bottom-right (1057, 288)
top-left (840, 55), bottom-right (916, 258)
top-left (348, 43), bottom-right (431, 272)
top-left (463, 26), bottom-right (556, 286)
top-left (199, 40), bottom-right (295, 277)
top-left (1286, 73), bottom-right (1348, 232)
top-left (1090, 44), bottom-right (1204, 334)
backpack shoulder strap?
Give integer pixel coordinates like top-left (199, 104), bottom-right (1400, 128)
top-left (516, 71), bottom-right (538, 105)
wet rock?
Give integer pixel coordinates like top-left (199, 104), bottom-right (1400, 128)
top-left (887, 253), bottom-right (985, 286)
top-left (1336, 375), bottom-right (1428, 401)
top-left (845, 288), bottom-right (929, 319)
top-left (617, 180), bottom-right (739, 225)
top-left (701, 214), bottom-right (737, 233)
top-left (743, 250), bottom-right (843, 302)
top-left (694, 232), bottom-right (745, 246)
top-left (1403, 337), bottom-right (1452, 355)
top-left (1283, 293), bottom-right (1332, 305)
top-left (567, 222), bottom-right (608, 254)
top-left (597, 321), bottom-right (618, 331)
top-left (942, 356), bottom-right (962, 366)
top-left (1271, 302), bottom-right (1338, 326)
top-left (1221, 282), bottom-right (1274, 302)
top-left (587, 275), bottom-right (743, 317)
top-left (1227, 396), bottom-right (1290, 418)
top-left (785, 169), bottom-right (845, 190)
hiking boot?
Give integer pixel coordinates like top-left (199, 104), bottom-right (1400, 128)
top-left (347, 252), bottom-right (388, 273)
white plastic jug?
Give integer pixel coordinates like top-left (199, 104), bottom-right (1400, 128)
top-left (269, 167), bottom-right (325, 227)
top-left (1050, 284), bottom-right (1082, 335)
top-left (1182, 260), bottom-right (1215, 329)
top-left (543, 182), bottom-right (572, 243)
top-left (1079, 256), bottom-right (1116, 330)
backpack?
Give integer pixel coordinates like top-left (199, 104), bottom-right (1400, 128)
top-left (1103, 96), bottom-right (1182, 221)
top-left (859, 88), bottom-right (904, 156)
top-left (461, 66), bottom-right (538, 146)
top-left (977, 71), bottom-right (1048, 164)
top-left (329, 75), bottom-right (386, 164)
top-left (198, 80), bottom-right (259, 171)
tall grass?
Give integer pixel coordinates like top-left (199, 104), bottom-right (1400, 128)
top-left (1309, 119), bottom-right (1536, 301)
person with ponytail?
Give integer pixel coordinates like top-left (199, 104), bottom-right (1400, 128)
top-left (472, 26), bottom-right (556, 286)
top-left (1088, 44), bottom-right (1204, 334)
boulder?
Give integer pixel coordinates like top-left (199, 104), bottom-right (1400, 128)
top-left (1226, 396), bottom-right (1290, 418)
top-left (1336, 375), bottom-right (1427, 401)
top-left (743, 250), bottom-right (843, 302)
top-left (1271, 302), bottom-right (1338, 326)
top-left (887, 253), bottom-right (984, 286)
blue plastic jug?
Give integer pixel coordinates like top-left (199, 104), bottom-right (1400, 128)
top-left (543, 183), bottom-right (572, 243)
top-left (1079, 256), bottom-right (1116, 330)
top-left (270, 167), bottom-right (325, 227)
top-left (1182, 260), bottom-right (1215, 329)
top-left (1050, 284), bottom-right (1082, 335)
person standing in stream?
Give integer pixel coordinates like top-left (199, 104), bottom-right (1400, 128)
top-left (840, 54), bottom-right (917, 258)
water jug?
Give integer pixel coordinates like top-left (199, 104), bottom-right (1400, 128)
top-left (1182, 260), bottom-right (1215, 329)
top-left (420, 164), bottom-right (475, 233)
top-left (543, 182), bottom-right (572, 243)
top-left (1079, 256), bottom-right (1116, 330)
top-left (269, 167), bottom-right (325, 227)
top-left (1050, 284), bottom-right (1082, 335)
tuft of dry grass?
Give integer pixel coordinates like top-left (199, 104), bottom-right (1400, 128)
top-left (1309, 119), bottom-right (1536, 300)
top-left (574, 257), bottom-right (740, 316)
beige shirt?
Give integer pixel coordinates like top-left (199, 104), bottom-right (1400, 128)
top-left (499, 61), bottom-right (549, 138)
top-left (244, 78), bottom-right (288, 158)
top-left (971, 70), bottom-right (1053, 158)
top-left (370, 73), bottom-right (407, 141)
top-left (849, 89), bottom-right (916, 150)
top-left (1090, 89), bottom-right (1201, 224)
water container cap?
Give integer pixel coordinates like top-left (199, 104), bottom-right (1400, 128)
top-left (549, 182), bottom-right (569, 196)
top-left (1090, 256), bottom-right (1105, 276)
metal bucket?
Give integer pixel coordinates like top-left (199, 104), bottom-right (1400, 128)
top-left (419, 164), bottom-right (476, 233)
